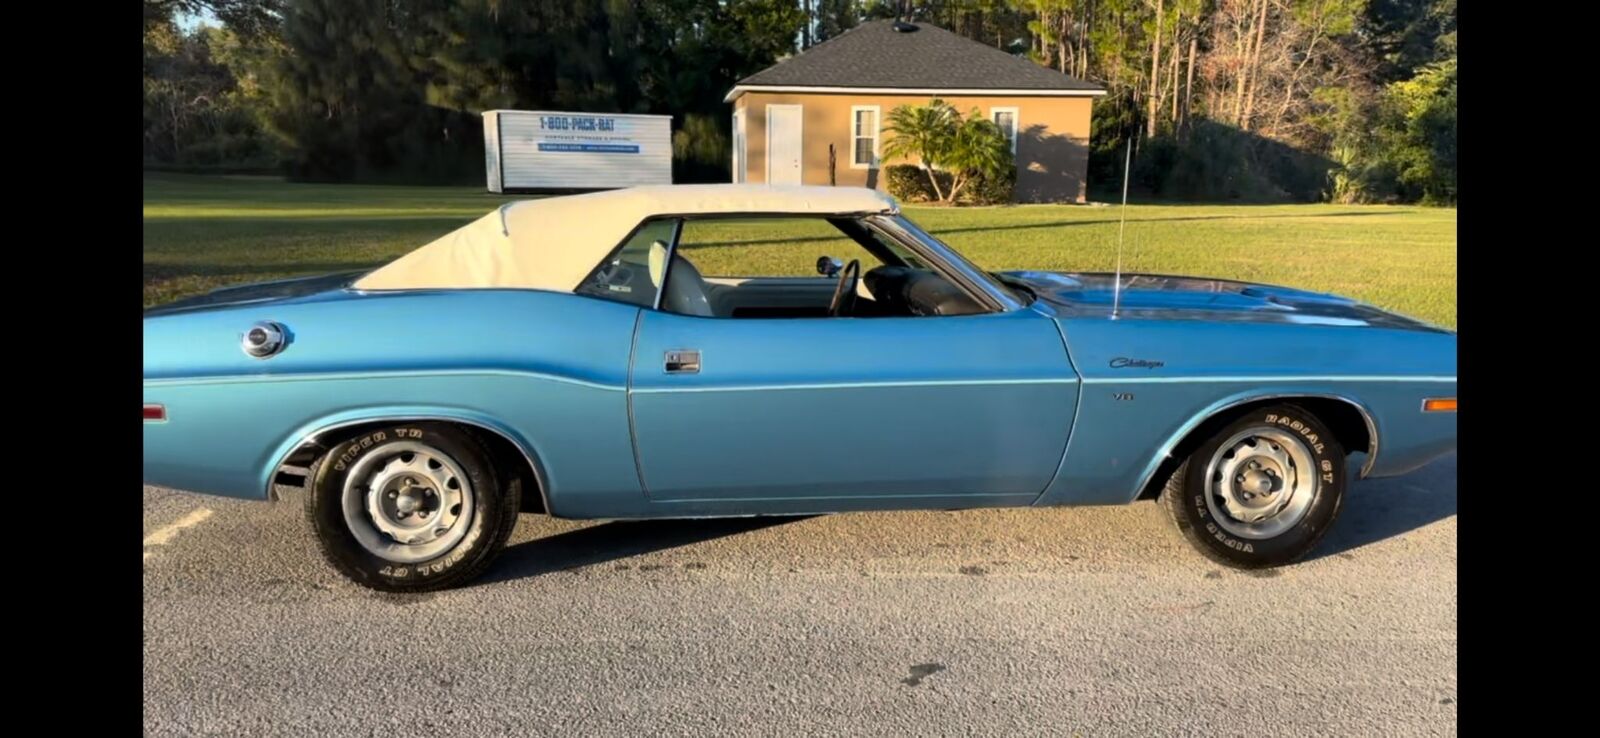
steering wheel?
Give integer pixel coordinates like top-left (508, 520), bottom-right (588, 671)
top-left (828, 259), bottom-right (861, 317)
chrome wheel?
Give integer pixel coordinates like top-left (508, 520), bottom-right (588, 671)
top-left (1203, 427), bottom-right (1319, 540)
top-left (340, 441), bottom-right (475, 563)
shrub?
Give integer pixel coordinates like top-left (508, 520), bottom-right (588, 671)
top-left (1097, 121), bottom-right (1333, 203)
top-left (961, 164), bottom-right (1016, 205)
top-left (885, 164), bottom-right (950, 203)
top-left (886, 164), bottom-right (1014, 205)
top-left (883, 100), bottom-right (1013, 203)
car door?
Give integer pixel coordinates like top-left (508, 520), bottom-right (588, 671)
top-left (627, 308), bottom-right (1079, 504)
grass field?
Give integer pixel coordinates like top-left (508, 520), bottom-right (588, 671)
top-left (143, 173), bottom-right (1457, 327)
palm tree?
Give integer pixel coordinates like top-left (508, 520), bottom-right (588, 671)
top-left (883, 101), bottom-right (1013, 203)
top-left (942, 110), bottom-right (1012, 202)
top-left (882, 99), bottom-right (958, 201)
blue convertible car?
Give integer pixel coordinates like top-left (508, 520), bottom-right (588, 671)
top-left (143, 185), bottom-right (1456, 590)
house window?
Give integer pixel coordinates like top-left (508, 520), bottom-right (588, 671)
top-left (991, 107), bottom-right (1019, 154)
top-left (850, 105), bottom-right (880, 169)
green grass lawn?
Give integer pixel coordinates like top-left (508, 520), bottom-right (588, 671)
top-left (143, 173), bottom-right (1457, 327)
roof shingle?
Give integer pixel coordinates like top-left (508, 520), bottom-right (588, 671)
top-left (735, 20), bottom-right (1103, 93)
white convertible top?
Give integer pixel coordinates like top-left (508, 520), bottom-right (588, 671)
top-left (354, 184), bottom-right (899, 293)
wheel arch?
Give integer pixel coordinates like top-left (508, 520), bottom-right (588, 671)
top-left (263, 409), bottom-right (550, 514)
top-left (1134, 392), bottom-right (1378, 501)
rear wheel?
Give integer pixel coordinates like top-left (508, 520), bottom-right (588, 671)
top-left (306, 422), bottom-right (519, 591)
top-left (1161, 404), bottom-right (1346, 568)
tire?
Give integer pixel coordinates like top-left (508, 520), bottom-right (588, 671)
top-left (1161, 404), bottom-right (1346, 568)
top-left (305, 422), bottom-right (520, 591)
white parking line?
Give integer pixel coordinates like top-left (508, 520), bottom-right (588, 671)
top-left (143, 508), bottom-right (213, 560)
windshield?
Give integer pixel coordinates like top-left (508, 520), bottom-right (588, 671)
top-left (873, 214), bottom-right (1026, 308)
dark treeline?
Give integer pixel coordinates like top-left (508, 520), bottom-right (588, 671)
top-left (143, 0), bottom-right (1455, 204)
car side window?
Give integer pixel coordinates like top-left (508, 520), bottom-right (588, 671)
top-left (863, 226), bottom-right (929, 269)
top-left (676, 217), bottom-right (881, 277)
top-left (575, 219), bottom-right (680, 308)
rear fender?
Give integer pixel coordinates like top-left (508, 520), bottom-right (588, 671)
top-left (260, 406), bottom-right (551, 512)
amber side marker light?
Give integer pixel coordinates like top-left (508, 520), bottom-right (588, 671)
top-left (143, 404), bottom-right (166, 422)
top-left (1422, 397), bottom-right (1457, 413)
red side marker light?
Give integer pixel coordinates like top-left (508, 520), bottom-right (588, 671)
top-left (144, 404), bottom-right (166, 422)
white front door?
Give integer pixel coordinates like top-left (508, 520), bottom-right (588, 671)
top-left (766, 105), bottom-right (803, 186)
top-left (731, 110), bottom-right (746, 183)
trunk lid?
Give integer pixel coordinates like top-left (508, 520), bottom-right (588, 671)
top-left (144, 271), bottom-right (366, 317)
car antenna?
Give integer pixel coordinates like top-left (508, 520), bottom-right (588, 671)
top-left (1111, 136), bottom-right (1132, 320)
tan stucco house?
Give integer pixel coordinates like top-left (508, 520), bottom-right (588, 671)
top-left (726, 20), bottom-right (1105, 202)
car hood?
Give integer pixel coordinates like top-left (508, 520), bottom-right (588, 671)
top-left (144, 271), bottom-right (367, 317)
top-left (999, 271), bottom-right (1449, 332)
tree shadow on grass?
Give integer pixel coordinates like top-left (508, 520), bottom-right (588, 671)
top-left (927, 209), bottom-right (1406, 239)
top-left (144, 262), bottom-right (380, 282)
top-left (472, 516), bottom-right (810, 587)
top-left (670, 210), bottom-right (1407, 252)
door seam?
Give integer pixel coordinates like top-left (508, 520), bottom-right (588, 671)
top-left (1030, 317), bottom-right (1083, 505)
top-left (624, 308), bottom-right (654, 498)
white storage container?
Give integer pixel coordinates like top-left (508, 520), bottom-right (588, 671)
top-left (484, 110), bottom-right (673, 192)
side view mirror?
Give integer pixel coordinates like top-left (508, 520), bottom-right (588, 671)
top-left (817, 256), bottom-right (844, 277)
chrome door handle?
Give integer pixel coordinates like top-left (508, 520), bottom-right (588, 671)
top-left (664, 350), bottom-right (701, 374)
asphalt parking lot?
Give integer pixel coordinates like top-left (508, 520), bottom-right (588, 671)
top-left (143, 455), bottom-right (1456, 736)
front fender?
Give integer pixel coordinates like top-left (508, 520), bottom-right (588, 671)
top-left (1032, 380), bottom-right (1451, 507)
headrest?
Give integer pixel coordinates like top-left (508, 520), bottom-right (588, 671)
top-left (647, 240), bottom-right (669, 288)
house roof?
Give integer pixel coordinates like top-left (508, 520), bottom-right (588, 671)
top-left (354, 185), bottom-right (897, 293)
top-left (727, 20), bottom-right (1105, 102)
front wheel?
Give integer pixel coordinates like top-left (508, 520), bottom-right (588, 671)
top-left (306, 422), bottom-right (520, 591)
top-left (1161, 404), bottom-right (1346, 568)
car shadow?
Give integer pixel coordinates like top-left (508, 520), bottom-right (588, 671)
top-left (471, 516), bottom-right (808, 587)
top-left (471, 453), bottom-right (1453, 585)
top-left (1303, 453), bottom-right (1457, 561)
